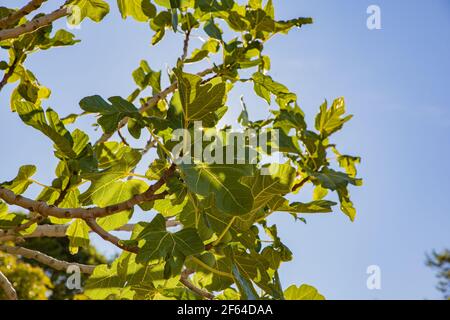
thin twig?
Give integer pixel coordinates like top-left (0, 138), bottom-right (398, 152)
top-left (14, 215), bottom-right (44, 233)
top-left (85, 218), bottom-right (138, 253)
top-left (0, 53), bottom-right (23, 92)
top-left (181, 29), bottom-right (191, 62)
top-left (141, 137), bottom-right (156, 156)
top-left (117, 129), bottom-right (130, 146)
top-left (292, 176), bottom-right (311, 192)
top-left (180, 269), bottom-right (214, 300)
top-left (0, 270), bottom-right (18, 300)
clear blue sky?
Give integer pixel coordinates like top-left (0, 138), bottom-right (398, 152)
top-left (1, 0), bottom-right (449, 300)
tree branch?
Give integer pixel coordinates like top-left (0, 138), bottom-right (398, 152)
top-left (85, 218), bottom-right (139, 254)
top-left (0, 7), bottom-right (68, 42)
top-left (117, 128), bottom-right (130, 146)
top-left (0, 165), bottom-right (176, 220)
top-left (0, 245), bottom-right (95, 274)
top-left (180, 269), bottom-right (214, 300)
top-left (0, 0), bottom-right (48, 30)
top-left (181, 29), bottom-right (191, 62)
top-left (0, 270), bottom-right (18, 300)
top-left (14, 215), bottom-right (44, 233)
top-left (292, 176), bottom-right (311, 192)
top-left (0, 53), bottom-right (24, 92)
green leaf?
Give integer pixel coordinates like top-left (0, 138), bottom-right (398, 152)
top-left (273, 104), bottom-right (306, 132)
top-left (38, 30), bottom-right (80, 50)
top-left (314, 167), bottom-right (362, 191)
top-left (231, 264), bottom-right (259, 300)
top-left (242, 163), bottom-right (296, 215)
top-left (274, 129), bottom-right (302, 155)
top-left (185, 49), bottom-right (209, 64)
top-left (79, 95), bottom-right (140, 134)
top-left (230, 249), bottom-right (284, 299)
top-left (249, 0), bottom-right (262, 9)
top-left (132, 60), bottom-right (161, 92)
top-left (338, 155), bottom-right (361, 178)
top-left (315, 98), bottom-right (353, 137)
top-left (68, 0), bottom-right (110, 23)
top-left (95, 180), bottom-right (148, 231)
top-left (269, 196), bottom-right (336, 214)
top-left (261, 223), bottom-right (293, 262)
top-left (145, 159), bottom-right (169, 180)
top-left (0, 211), bottom-right (28, 230)
top-left (66, 219), bottom-right (90, 255)
top-left (150, 11), bottom-right (172, 44)
top-left (313, 185), bottom-right (328, 200)
top-left (117, 0), bottom-right (156, 21)
top-left (1, 165), bottom-right (36, 194)
top-left (85, 252), bottom-right (178, 300)
top-left (48, 189), bottom-right (79, 225)
top-left (95, 142), bottom-right (140, 169)
top-left (274, 17), bottom-right (313, 33)
top-left (0, 202), bottom-right (7, 215)
top-left (195, 0), bottom-right (234, 12)
top-left (312, 168), bottom-right (361, 221)
top-left (174, 70), bottom-right (226, 123)
top-left (204, 18), bottom-right (223, 40)
top-left (71, 129), bottom-right (90, 156)
top-left (180, 162), bottom-right (254, 215)
top-left (226, 12), bottom-right (249, 31)
top-left (284, 284), bottom-right (325, 300)
top-left (154, 0), bottom-right (194, 9)
top-left (333, 147), bottom-right (361, 178)
top-left (337, 187), bottom-right (357, 222)
top-left (252, 72), bottom-right (296, 106)
top-left (80, 146), bottom-right (142, 205)
top-left (216, 288), bottom-right (240, 300)
top-left (200, 201), bottom-right (258, 249)
top-left (135, 214), bottom-right (204, 277)
top-left (261, 246), bottom-right (281, 269)
top-left (152, 188), bottom-right (187, 217)
top-left (84, 260), bottom-right (124, 300)
top-left (14, 101), bottom-right (78, 158)
top-left (264, 0), bottom-right (275, 18)
top-left (191, 253), bottom-right (234, 292)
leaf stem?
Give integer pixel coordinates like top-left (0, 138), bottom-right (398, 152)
top-left (125, 173), bottom-right (149, 180)
top-left (29, 179), bottom-right (53, 189)
top-left (189, 256), bottom-right (233, 279)
top-left (212, 217), bottom-right (236, 247)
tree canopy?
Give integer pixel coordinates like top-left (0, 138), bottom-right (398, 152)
top-left (0, 0), bottom-right (362, 300)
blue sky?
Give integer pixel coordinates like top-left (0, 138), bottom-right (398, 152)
top-left (1, 0), bottom-right (449, 299)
